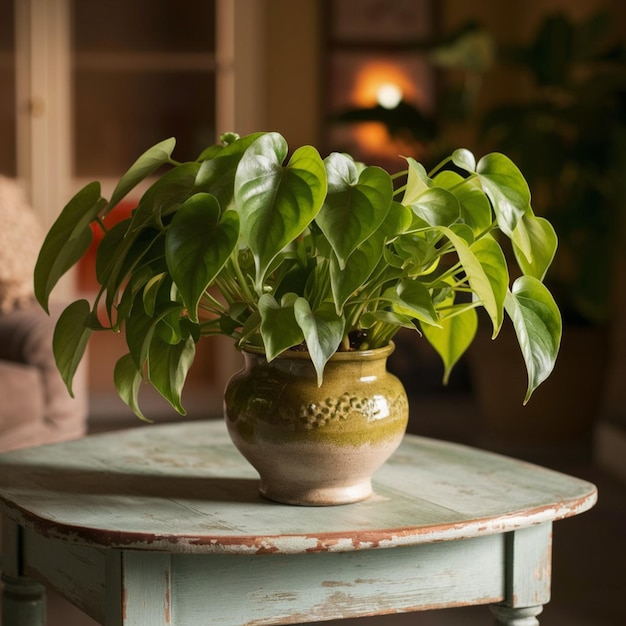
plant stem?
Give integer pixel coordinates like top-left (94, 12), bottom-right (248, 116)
top-left (427, 156), bottom-right (453, 178)
top-left (229, 255), bottom-right (255, 303)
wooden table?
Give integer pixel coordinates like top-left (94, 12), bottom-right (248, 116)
top-left (0, 420), bottom-right (597, 625)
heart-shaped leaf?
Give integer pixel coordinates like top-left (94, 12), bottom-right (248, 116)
top-left (505, 276), bottom-right (562, 403)
top-left (165, 193), bottom-right (239, 321)
top-left (422, 306), bottom-right (478, 384)
top-left (451, 148), bottom-right (476, 172)
top-left (294, 298), bottom-right (345, 385)
top-left (386, 279), bottom-right (440, 326)
top-left (195, 132), bottom-right (265, 209)
top-left (235, 133), bottom-right (326, 290)
top-left (317, 153), bottom-right (393, 268)
top-left (435, 170), bottom-right (492, 236)
top-left (258, 293), bottom-right (304, 360)
top-left (476, 152), bottom-right (531, 237)
top-left (409, 187), bottom-right (460, 228)
top-left (512, 213), bottom-right (558, 281)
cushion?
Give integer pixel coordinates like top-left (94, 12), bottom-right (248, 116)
top-left (0, 176), bottom-right (44, 312)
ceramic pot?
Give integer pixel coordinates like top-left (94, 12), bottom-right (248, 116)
top-left (224, 343), bottom-right (408, 506)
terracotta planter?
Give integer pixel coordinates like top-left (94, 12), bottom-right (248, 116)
top-left (224, 344), bottom-right (408, 506)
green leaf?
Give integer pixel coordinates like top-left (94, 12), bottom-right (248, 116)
top-left (195, 132), bottom-right (265, 209)
top-left (438, 227), bottom-right (506, 335)
top-left (330, 233), bottom-right (384, 313)
top-left (422, 307), bottom-right (478, 384)
top-left (165, 193), bottom-right (239, 321)
top-left (409, 187), bottom-right (460, 228)
top-left (95, 218), bottom-right (132, 284)
top-left (294, 299), bottom-right (345, 385)
top-left (470, 234), bottom-right (509, 336)
top-left (235, 133), bottom-right (326, 290)
top-left (130, 161), bottom-right (201, 230)
top-left (512, 214), bottom-right (558, 281)
top-left (360, 310), bottom-right (418, 330)
top-left (402, 158), bottom-right (431, 204)
top-left (386, 279), bottom-right (440, 326)
top-left (435, 171), bottom-right (492, 235)
top-left (126, 299), bottom-right (183, 371)
top-left (34, 182), bottom-right (106, 311)
top-left (393, 233), bottom-right (440, 276)
top-left (114, 354), bottom-right (150, 422)
top-left (143, 273), bottom-right (167, 316)
top-left (147, 332), bottom-right (196, 414)
top-left (101, 226), bottom-right (165, 321)
top-left (108, 137), bottom-right (176, 210)
top-left (505, 276), bottom-right (562, 404)
top-left (476, 152), bottom-right (531, 237)
top-left (52, 300), bottom-right (93, 396)
top-left (258, 293), bottom-right (304, 360)
top-left (451, 148), bottom-right (476, 172)
top-left (317, 153), bottom-right (393, 268)
top-left (379, 201), bottom-right (413, 239)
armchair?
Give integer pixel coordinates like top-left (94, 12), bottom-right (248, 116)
top-left (0, 302), bottom-right (87, 452)
top-left (0, 175), bottom-right (87, 451)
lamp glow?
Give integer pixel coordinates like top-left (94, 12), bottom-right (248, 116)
top-left (377, 83), bottom-right (403, 109)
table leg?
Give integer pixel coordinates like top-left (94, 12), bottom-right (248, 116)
top-left (1, 517), bottom-right (46, 626)
top-left (490, 522), bottom-right (552, 626)
top-left (105, 551), bottom-right (173, 626)
top-left (1, 572), bottom-right (46, 626)
top-left (490, 604), bottom-right (543, 625)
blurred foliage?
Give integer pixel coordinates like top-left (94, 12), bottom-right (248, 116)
top-left (333, 10), bottom-right (626, 326)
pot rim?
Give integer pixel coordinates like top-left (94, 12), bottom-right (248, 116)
top-left (240, 341), bottom-right (395, 361)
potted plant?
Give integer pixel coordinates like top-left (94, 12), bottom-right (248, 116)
top-left (34, 131), bottom-right (561, 504)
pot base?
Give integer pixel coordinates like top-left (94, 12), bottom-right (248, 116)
top-left (260, 478), bottom-right (372, 506)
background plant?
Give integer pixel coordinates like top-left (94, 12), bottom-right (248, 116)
top-left (35, 131), bottom-right (561, 418)
top-left (336, 10), bottom-right (626, 327)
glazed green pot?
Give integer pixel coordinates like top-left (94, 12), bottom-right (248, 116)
top-left (224, 343), bottom-right (409, 506)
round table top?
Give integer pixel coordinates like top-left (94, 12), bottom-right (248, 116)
top-left (0, 420), bottom-right (597, 554)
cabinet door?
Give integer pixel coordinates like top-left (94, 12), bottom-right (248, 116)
top-left (71, 0), bottom-right (217, 179)
top-left (0, 0), bottom-right (16, 176)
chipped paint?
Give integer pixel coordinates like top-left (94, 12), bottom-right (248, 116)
top-left (0, 485), bottom-right (597, 556)
top-left (164, 569), bottom-right (171, 624)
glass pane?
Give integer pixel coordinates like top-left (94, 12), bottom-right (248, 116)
top-left (74, 71), bottom-right (216, 177)
top-left (73, 0), bottom-right (215, 53)
top-left (0, 0), bottom-right (16, 176)
top-left (71, 0), bottom-right (216, 177)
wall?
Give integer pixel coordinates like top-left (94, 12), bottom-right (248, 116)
top-left (263, 0), bottom-right (324, 147)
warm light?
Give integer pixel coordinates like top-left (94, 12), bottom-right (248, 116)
top-left (377, 83), bottom-right (403, 109)
top-left (336, 59), bottom-right (431, 161)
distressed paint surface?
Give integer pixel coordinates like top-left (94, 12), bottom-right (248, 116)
top-left (0, 420), bottom-right (597, 555)
top-left (0, 420), bottom-right (597, 625)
